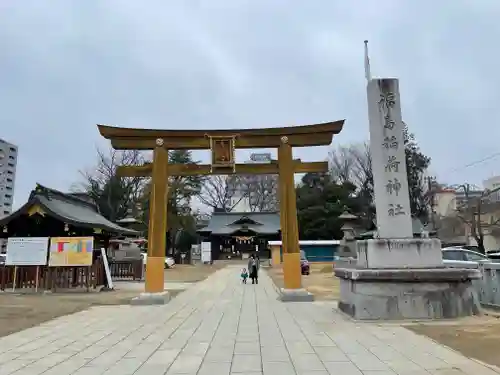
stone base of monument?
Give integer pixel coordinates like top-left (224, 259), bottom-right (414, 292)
top-left (335, 268), bottom-right (481, 320)
top-left (334, 238), bottom-right (482, 320)
top-left (356, 238), bottom-right (445, 269)
top-left (130, 291), bottom-right (170, 306)
top-left (278, 288), bottom-right (314, 302)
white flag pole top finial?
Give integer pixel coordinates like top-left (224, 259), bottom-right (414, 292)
top-left (364, 40), bottom-right (371, 82)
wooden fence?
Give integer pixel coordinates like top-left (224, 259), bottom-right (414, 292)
top-left (108, 259), bottom-right (143, 281)
top-left (0, 263), bottom-right (103, 292)
top-left (0, 259), bottom-right (143, 292)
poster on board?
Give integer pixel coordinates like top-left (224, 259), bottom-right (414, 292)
top-left (201, 242), bottom-right (211, 263)
top-left (6, 237), bottom-right (49, 266)
top-left (48, 237), bottom-right (94, 267)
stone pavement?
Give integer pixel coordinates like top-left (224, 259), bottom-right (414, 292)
top-left (0, 267), bottom-right (499, 375)
top-left (115, 281), bottom-right (193, 292)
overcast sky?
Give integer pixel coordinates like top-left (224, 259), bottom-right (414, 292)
top-left (1, 0), bottom-right (500, 209)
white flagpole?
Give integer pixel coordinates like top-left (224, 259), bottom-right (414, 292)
top-left (364, 40), bottom-right (372, 82)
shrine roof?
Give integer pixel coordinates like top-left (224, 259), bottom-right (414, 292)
top-left (198, 211), bottom-right (280, 235)
top-left (0, 184), bottom-right (138, 235)
top-left (97, 120), bottom-right (344, 150)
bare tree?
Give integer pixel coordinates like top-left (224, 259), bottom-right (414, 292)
top-left (329, 142), bottom-right (374, 224)
top-left (198, 175), bottom-right (244, 212)
top-left (329, 142), bottom-right (372, 191)
top-left (454, 184), bottom-right (500, 253)
top-left (350, 142), bottom-right (373, 192)
top-left (329, 145), bottom-right (356, 184)
top-left (239, 174), bottom-right (279, 212)
top-left (77, 147), bottom-right (148, 221)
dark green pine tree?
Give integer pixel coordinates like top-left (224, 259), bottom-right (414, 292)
top-left (403, 123), bottom-right (431, 221)
top-left (140, 150), bottom-right (202, 253)
top-left (296, 173), bottom-right (357, 240)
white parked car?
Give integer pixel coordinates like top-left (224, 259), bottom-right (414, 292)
top-left (442, 247), bottom-right (493, 264)
top-left (487, 250), bottom-right (500, 260)
top-left (0, 253), bottom-right (6, 265)
top-left (141, 253), bottom-right (175, 269)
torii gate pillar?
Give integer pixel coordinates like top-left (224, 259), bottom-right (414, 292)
top-left (278, 136), bottom-right (313, 301)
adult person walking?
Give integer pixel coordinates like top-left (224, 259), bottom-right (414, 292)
top-left (248, 254), bottom-right (260, 284)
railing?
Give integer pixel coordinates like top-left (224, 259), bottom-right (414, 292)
top-left (443, 261), bottom-right (500, 309)
top-left (0, 262), bottom-right (105, 292)
top-left (0, 258), bottom-right (144, 291)
top-left (0, 258), bottom-right (144, 292)
top-left (108, 259), bottom-right (143, 281)
top-left (477, 264), bottom-right (500, 309)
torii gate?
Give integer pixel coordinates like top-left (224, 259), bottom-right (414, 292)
top-left (97, 121), bottom-right (344, 299)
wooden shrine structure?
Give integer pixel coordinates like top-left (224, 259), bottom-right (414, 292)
top-left (98, 121), bottom-right (344, 294)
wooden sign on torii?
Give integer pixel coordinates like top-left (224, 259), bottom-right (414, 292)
top-left (97, 120), bottom-right (344, 300)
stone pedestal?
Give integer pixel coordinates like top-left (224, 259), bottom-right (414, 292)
top-left (270, 244), bottom-right (281, 266)
top-left (130, 291), bottom-right (170, 306)
top-left (357, 238), bottom-right (443, 269)
top-left (278, 288), bottom-right (314, 302)
top-left (335, 238), bottom-right (482, 320)
top-left (335, 267), bottom-right (481, 320)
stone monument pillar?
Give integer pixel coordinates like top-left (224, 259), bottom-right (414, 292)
top-left (356, 79), bottom-right (444, 269)
top-left (334, 56), bottom-right (481, 320)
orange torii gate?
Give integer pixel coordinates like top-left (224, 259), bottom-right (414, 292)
top-left (97, 121), bottom-right (344, 301)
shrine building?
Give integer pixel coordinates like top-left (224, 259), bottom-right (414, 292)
top-left (197, 211), bottom-right (280, 260)
top-left (0, 184), bottom-right (137, 253)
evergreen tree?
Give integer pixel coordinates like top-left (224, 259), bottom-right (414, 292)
top-left (134, 150), bottom-right (203, 254)
top-left (296, 173), bottom-right (357, 240)
top-left (140, 150), bottom-right (203, 234)
top-left (403, 123), bottom-right (431, 221)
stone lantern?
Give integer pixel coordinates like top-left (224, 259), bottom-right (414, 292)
top-left (338, 211), bottom-right (359, 258)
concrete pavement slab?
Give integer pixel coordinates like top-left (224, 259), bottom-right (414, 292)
top-left (0, 266), bottom-right (498, 374)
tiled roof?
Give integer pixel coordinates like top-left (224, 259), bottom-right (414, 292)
top-left (0, 184), bottom-right (138, 235)
top-left (198, 212), bottom-right (280, 235)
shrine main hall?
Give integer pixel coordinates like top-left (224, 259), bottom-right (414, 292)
top-left (197, 211), bottom-right (280, 260)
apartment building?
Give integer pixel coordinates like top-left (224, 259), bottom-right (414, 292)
top-left (484, 175), bottom-right (500, 201)
top-left (0, 139), bottom-right (17, 218)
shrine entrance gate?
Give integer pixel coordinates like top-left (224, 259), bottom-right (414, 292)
top-left (98, 121), bottom-right (344, 294)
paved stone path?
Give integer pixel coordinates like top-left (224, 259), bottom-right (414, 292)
top-left (0, 266), bottom-right (499, 375)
